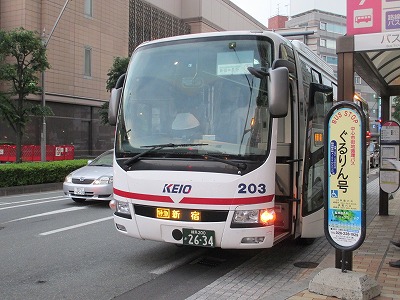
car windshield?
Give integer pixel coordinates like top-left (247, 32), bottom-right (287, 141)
top-left (115, 35), bottom-right (273, 161)
top-left (89, 151), bottom-right (113, 167)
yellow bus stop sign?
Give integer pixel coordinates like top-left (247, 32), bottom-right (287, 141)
top-left (325, 101), bottom-right (366, 251)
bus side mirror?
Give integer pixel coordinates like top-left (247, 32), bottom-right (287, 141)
top-left (269, 67), bottom-right (289, 118)
top-left (108, 88), bottom-right (122, 125)
top-left (108, 73), bottom-right (126, 126)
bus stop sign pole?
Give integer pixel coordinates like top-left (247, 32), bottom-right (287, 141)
top-left (324, 101), bottom-right (367, 272)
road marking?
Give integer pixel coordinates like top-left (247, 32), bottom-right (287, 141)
top-left (0, 196), bottom-right (67, 206)
top-left (39, 216), bottom-right (114, 236)
top-left (3, 207), bottom-right (88, 223)
top-left (0, 198), bottom-right (69, 210)
top-left (150, 248), bottom-right (208, 275)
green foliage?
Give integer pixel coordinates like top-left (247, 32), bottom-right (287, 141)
top-left (0, 27), bottom-right (52, 163)
top-left (392, 96), bottom-right (400, 123)
top-left (105, 56), bottom-right (129, 92)
top-left (0, 160), bottom-right (88, 188)
top-left (100, 56), bottom-right (129, 125)
top-left (99, 101), bottom-right (110, 125)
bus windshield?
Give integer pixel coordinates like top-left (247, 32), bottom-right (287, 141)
top-left (115, 35), bottom-right (273, 161)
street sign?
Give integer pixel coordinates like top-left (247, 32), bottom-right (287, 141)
top-left (324, 101), bottom-right (366, 252)
top-left (347, 0), bottom-right (400, 35)
top-left (380, 120), bottom-right (400, 193)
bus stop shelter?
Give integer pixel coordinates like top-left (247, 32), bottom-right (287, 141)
top-left (333, 1), bottom-right (400, 270)
top-left (336, 31), bottom-right (400, 216)
top-left (338, 0), bottom-right (400, 217)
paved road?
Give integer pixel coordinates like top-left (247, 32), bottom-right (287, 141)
top-left (0, 191), bottom-right (262, 300)
top-left (0, 168), bottom-right (379, 300)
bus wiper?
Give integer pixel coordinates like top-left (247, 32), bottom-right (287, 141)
top-left (124, 143), bottom-right (208, 167)
top-left (202, 154), bottom-right (247, 171)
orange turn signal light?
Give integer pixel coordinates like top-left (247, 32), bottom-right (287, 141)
top-left (260, 209), bottom-right (275, 225)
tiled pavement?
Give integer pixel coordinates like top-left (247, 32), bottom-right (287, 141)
top-left (188, 172), bottom-right (400, 300)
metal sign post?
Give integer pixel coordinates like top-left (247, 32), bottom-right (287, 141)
top-left (324, 101), bottom-right (367, 272)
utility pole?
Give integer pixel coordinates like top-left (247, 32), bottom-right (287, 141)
top-left (41, 0), bottom-right (71, 161)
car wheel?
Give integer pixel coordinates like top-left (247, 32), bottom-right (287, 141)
top-left (72, 198), bottom-right (86, 203)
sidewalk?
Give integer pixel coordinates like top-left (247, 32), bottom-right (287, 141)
top-left (188, 174), bottom-right (400, 300)
top-left (288, 187), bottom-right (400, 300)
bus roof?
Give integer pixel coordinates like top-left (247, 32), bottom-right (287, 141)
top-left (290, 40), bottom-right (335, 79)
top-left (135, 30), bottom-right (293, 50)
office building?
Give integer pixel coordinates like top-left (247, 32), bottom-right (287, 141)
top-left (0, 0), bottom-right (265, 157)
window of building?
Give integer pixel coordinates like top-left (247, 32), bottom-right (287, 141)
top-left (355, 76), bottom-right (362, 84)
top-left (326, 23), bottom-right (346, 34)
top-left (326, 39), bottom-right (336, 50)
top-left (320, 21), bottom-right (327, 31)
top-left (84, 47), bottom-right (92, 77)
top-left (84, 0), bottom-right (93, 17)
top-left (320, 38), bottom-right (336, 50)
top-left (321, 55), bottom-right (338, 65)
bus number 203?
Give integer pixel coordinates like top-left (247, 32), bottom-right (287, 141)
top-left (238, 183), bottom-right (266, 194)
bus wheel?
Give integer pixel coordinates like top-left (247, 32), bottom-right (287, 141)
top-left (72, 198), bottom-right (86, 203)
top-left (297, 237), bottom-right (315, 246)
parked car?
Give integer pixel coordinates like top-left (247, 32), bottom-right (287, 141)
top-left (63, 149), bottom-right (113, 203)
top-left (369, 142), bottom-right (380, 168)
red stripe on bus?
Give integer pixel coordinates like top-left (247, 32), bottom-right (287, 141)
top-left (114, 188), bottom-right (274, 205)
top-left (114, 188), bottom-right (173, 203)
top-left (180, 195), bottom-right (274, 205)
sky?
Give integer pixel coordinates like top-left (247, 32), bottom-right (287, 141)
top-left (231, 0), bottom-right (290, 27)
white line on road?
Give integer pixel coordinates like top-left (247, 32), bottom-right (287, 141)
top-left (0, 196), bottom-right (67, 207)
top-left (39, 216), bottom-right (114, 236)
top-left (0, 198), bottom-right (69, 211)
top-left (3, 207), bottom-right (88, 223)
top-left (150, 248), bottom-right (208, 275)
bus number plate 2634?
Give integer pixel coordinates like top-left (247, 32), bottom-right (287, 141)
top-left (182, 228), bottom-right (215, 248)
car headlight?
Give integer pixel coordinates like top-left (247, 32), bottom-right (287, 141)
top-left (93, 176), bottom-right (113, 185)
top-left (232, 209), bottom-right (275, 226)
top-left (64, 174), bottom-right (72, 183)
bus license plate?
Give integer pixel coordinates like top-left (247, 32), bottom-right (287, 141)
top-left (182, 228), bottom-right (215, 248)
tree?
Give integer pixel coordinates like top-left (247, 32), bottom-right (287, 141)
top-left (99, 56), bottom-right (129, 125)
top-left (392, 96), bottom-right (400, 123)
top-left (0, 28), bottom-right (51, 163)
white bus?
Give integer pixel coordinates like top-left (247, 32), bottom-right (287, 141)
top-left (108, 31), bottom-right (336, 249)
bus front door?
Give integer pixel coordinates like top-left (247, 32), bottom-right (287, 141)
top-left (301, 83), bottom-right (333, 238)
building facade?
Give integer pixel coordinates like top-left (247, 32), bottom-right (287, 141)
top-left (0, 0), bottom-right (265, 157)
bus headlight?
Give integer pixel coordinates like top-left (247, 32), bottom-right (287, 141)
top-left (233, 210), bottom-right (259, 223)
top-left (232, 209), bottom-right (275, 226)
top-left (108, 199), bottom-right (131, 216)
top-left (116, 201), bottom-right (131, 215)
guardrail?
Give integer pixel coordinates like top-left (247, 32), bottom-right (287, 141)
top-left (0, 145), bottom-right (75, 162)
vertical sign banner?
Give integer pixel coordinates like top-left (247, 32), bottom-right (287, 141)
top-left (325, 101), bottom-right (366, 251)
top-left (383, 0), bottom-right (400, 31)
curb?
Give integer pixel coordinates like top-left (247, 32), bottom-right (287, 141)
top-left (0, 182), bottom-right (63, 197)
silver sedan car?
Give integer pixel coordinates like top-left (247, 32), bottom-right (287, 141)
top-left (63, 149), bottom-right (113, 203)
